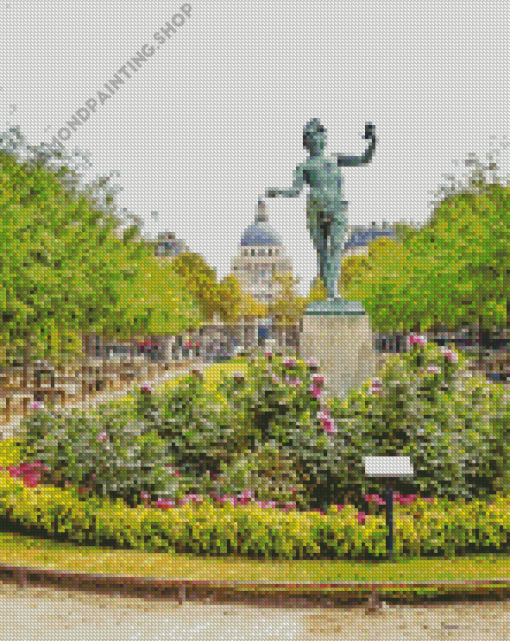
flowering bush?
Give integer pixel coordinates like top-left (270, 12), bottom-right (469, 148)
top-left (15, 341), bottom-right (510, 519)
top-left (18, 404), bottom-right (181, 507)
top-left (126, 344), bottom-right (510, 512)
top-left (132, 371), bottom-right (240, 482)
top-left (327, 337), bottom-right (510, 505)
top-left (193, 441), bottom-right (309, 510)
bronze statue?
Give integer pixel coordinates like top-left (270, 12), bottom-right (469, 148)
top-left (265, 119), bottom-right (377, 299)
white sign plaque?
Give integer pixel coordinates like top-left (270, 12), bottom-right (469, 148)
top-left (364, 456), bottom-right (414, 478)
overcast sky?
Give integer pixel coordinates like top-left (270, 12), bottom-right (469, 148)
top-left (1, 0), bottom-right (508, 295)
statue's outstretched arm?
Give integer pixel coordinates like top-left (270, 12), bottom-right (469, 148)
top-left (336, 136), bottom-right (377, 167)
top-left (266, 164), bottom-right (304, 199)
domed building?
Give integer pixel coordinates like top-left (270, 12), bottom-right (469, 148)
top-left (231, 201), bottom-right (293, 304)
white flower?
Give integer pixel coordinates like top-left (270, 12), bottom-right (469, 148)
top-left (427, 366), bottom-right (442, 375)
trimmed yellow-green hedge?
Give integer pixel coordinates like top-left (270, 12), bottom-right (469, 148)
top-left (0, 469), bottom-right (509, 560)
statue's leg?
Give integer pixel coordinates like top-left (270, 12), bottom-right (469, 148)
top-left (325, 213), bottom-right (347, 299)
top-left (307, 206), bottom-right (327, 285)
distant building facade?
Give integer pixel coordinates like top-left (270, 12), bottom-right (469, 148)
top-left (343, 220), bottom-right (422, 258)
top-left (230, 202), bottom-right (293, 304)
top-left (343, 221), bottom-right (397, 258)
top-left (153, 231), bottom-right (190, 260)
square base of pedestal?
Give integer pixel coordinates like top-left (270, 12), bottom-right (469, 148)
top-left (300, 299), bottom-right (376, 400)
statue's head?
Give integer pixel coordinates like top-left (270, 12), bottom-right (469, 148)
top-left (303, 118), bottom-right (327, 155)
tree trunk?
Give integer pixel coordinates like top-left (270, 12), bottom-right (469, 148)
top-left (22, 332), bottom-right (33, 388)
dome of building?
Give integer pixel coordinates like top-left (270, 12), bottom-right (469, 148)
top-left (241, 204), bottom-right (282, 246)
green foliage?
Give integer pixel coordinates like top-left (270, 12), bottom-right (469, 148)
top-left (342, 146), bottom-right (510, 333)
top-left (0, 125), bottom-right (202, 362)
top-left (171, 252), bottom-right (222, 322)
top-left (267, 273), bottom-right (308, 324)
top-left (217, 274), bottom-right (243, 323)
top-left (1, 468), bottom-right (510, 559)
top-left (18, 404), bottom-right (177, 507)
top-left (307, 276), bottom-right (328, 302)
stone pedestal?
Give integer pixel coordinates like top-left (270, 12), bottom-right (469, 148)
top-left (300, 299), bottom-right (376, 400)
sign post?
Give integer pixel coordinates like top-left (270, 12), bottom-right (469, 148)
top-left (364, 456), bottom-right (414, 560)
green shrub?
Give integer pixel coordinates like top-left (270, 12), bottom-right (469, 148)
top-left (1, 469), bottom-right (509, 559)
top-left (17, 404), bottom-right (179, 507)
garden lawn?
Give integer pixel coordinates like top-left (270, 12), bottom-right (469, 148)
top-left (108, 357), bottom-right (249, 409)
top-left (0, 531), bottom-right (508, 595)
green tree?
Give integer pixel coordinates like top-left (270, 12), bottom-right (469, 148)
top-left (171, 252), bottom-right (223, 322)
top-left (307, 276), bottom-right (328, 302)
top-left (102, 252), bottom-right (202, 340)
top-left (0, 125), bottom-right (199, 375)
top-left (216, 274), bottom-right (243, 323)
top-left (267, 273), bottom-right (307, 325)
top-left (342, 140), bottom-right (510, 344)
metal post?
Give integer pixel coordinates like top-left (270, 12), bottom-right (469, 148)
top-left (386, 483), bottom-right (394, 560)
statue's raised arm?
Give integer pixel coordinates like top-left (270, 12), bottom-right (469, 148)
top-left (266, 164), bottom-right (305, 199)
top-left (335, 122), bottom-right (377, 167)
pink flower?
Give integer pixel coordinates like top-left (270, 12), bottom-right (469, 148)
top-left (308, 385), bottom-right (322, 399)
top-left (291, 378), bottom-right (302, 387)
top-left (97, 432), bottom-right (108, 442)
top-left (283, 358), bottom-right (296, 368)
top-left (154, 498), bottom-right (176, 509)
top-left (407, 334), bottom-right (427, 349)
top-left (29, 401), bottom-right (44, 410)
top-left (422, 498), bottom-right (434, 502)
top-left (191, 367), bottom-right (203, 378)
top-left (312, 374), bottom-right (326, 387)
top-left (318, 411), bottom-right (336, 434)
top-left (140, 384), bottom-right (153, 394)
top-left (272, 375), bottom-right (281, 384)
top-left (290, 487), bottom-right (297, 493)
top-left (441, 347), bottom-right (459, 363)
top-left (324, 420), bottom-right (336, 435)
top-left (140, 492), bottom-right (150, 500)
top-left (174, 470), bottom-right (180, 478)
top-left (306, 358), bottom-right (320, 369)
top-left (256, 500), bottom-right (276, 509)
top-left (356, 511), bottom-right (366, 525)
top-left (265, 352), bottom-right (273, 359)
top-left (368, 377), bottom-right (383, 396)
top-left (22, 475), bottom-right (39, 488)
top-left (239, 490), bottom-right (255, 500)
top-left (333, 504), bottom-right (346, 514)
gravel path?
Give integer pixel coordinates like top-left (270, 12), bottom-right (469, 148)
top-left (0, 583), bottom-right (508, 640)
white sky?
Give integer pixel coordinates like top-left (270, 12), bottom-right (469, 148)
top-left (1, 0), bottom-right (508, 296)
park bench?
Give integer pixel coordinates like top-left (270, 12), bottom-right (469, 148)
top-left (0, 390), bottom-right (33, 423)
